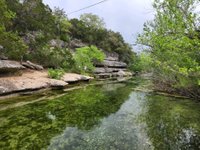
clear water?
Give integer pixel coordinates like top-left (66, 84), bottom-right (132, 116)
top-left (0, 79), bottom-right (200, 150)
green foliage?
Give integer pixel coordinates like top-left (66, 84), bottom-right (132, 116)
top-left (0, 0), bottom-right (15, 25)
top-left (5, 0), bottom-right (57, 59)
top-left (0, 1), bottom-right (135, 69)
top-left (69, 17), bottom-right (135, 65)
top-left (137, 0), bottom-right (200, 98)
top-left (0, 0), bottom-right (27, 60)
top-left (101, 31), bottom-right (135, 64)
top-left (73, 46), bottom-right (105, 74)
top-left (48, 68), bottom-right (65, 80)
top-left (80, 13), bottom-right (105, 29)
top-left (130, 52), bottom-right (153, 73)
top-left (53, 7), bottom-right (72, 42)
top-left (0, 30), bottom-right (27, 60)
top-left (7, 0), bottom-right (56, 33)
top-left (0, 83), bottom-right (134, 149)
top-left (1, 80), bottom-right (200, 149)
top-left (27, 45), bottom-right (74, 69)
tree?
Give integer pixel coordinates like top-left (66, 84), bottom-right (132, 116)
top-left (0, 0), bottom-right (27, 60)
top-left (69, 18), bottom-right (88, 40)
top-left (129, 52), bottom-right (153, 72)
top-left (5, 0), bottom-right (56, 36)
top-left (53, 7), bottom-right (71, 41)
top-left (137, 0), bottom-right (200, 99)
top-left (80, 13), bottom-right (105, 29)
top-left (69, 17), bottom-right (135, 65)
top-left (73, 46), bottom-right (105, 74)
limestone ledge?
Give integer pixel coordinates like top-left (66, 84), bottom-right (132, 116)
top-left (0, 70), bottom-right (93, 95)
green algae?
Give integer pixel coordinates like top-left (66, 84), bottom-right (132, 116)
top-left (0, 79), bottom-right (200, 150)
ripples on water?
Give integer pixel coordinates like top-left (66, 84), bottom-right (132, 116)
top-left (0, 79), bottom-right (200, 149)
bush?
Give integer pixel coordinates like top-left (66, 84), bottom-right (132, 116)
top-left (48, 68), bottom-right (65, 80)
top-left (73, 45), bottom-right (105, 74)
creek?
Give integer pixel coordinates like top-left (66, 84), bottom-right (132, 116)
top-left (0, 78), bottom-right (200, 150)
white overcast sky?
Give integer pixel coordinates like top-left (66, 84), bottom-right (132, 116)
top-left (43, 0), bottom-right (154, 46)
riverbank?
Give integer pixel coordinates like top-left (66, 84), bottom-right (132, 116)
top-left (0, 69), bottom-right (93, 96)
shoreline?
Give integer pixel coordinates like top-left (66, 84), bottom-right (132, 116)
top-left (0, 69), bottom-right (93, 97)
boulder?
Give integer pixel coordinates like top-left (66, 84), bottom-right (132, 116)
top-left (62, 73), bottom-right (93, 83)
top-left (116, 70), bottom-right (126, 77)
top-left (113, 71), bottom-right (133, 77)
top-left (49, 39), bottom-right (66, 48)
top-left (22, 31), bottom-right (42, 45)
top-left (0, 60), bottom-right (25, 73)
top-left (0, 55), bottom-right (8, 60)
top-left (69, 39), bottom-right (86, 49)
top-left (49, 79), bottom-right (68, 88)
top-left (22, 61), bottom-right (44, 70)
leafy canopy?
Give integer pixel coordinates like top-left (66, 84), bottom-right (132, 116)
top-left (137, 0), bottom-right (200, 98)
top-left (80, 13), bottom-right (105, 29)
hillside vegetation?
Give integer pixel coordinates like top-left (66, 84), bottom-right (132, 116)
top-left (0, 0), bottom-right (135, 74)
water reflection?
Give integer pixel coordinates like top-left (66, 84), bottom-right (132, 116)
top-left (0, 80), bottom-right (200, 150)
top-left (0, 83), bottom-right (133, 149)
top-left (143, 94), bottom-right (200, 149)
top-left (48, 92), bottom-right (153, 150)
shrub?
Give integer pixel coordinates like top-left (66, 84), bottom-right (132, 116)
top-left (73, 45), bottom-right (105, 74)
top-left (48, 68), bottom-right (65, 80)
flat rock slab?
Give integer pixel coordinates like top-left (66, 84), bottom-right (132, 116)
top-left (94, 67), bottom-right (127, 74)
top-left (95, 60), bottom-right (127, 68)
top-left (0, 70), bottom-right (68, 95)
top-left (0, 60), bottom-right (25, 72)
top-left (104, 57), bottom-right (118, 61)
top-left (0, 70), bottom-right (94, 95)
top-left (62, 73), bottom-right (94, 83)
